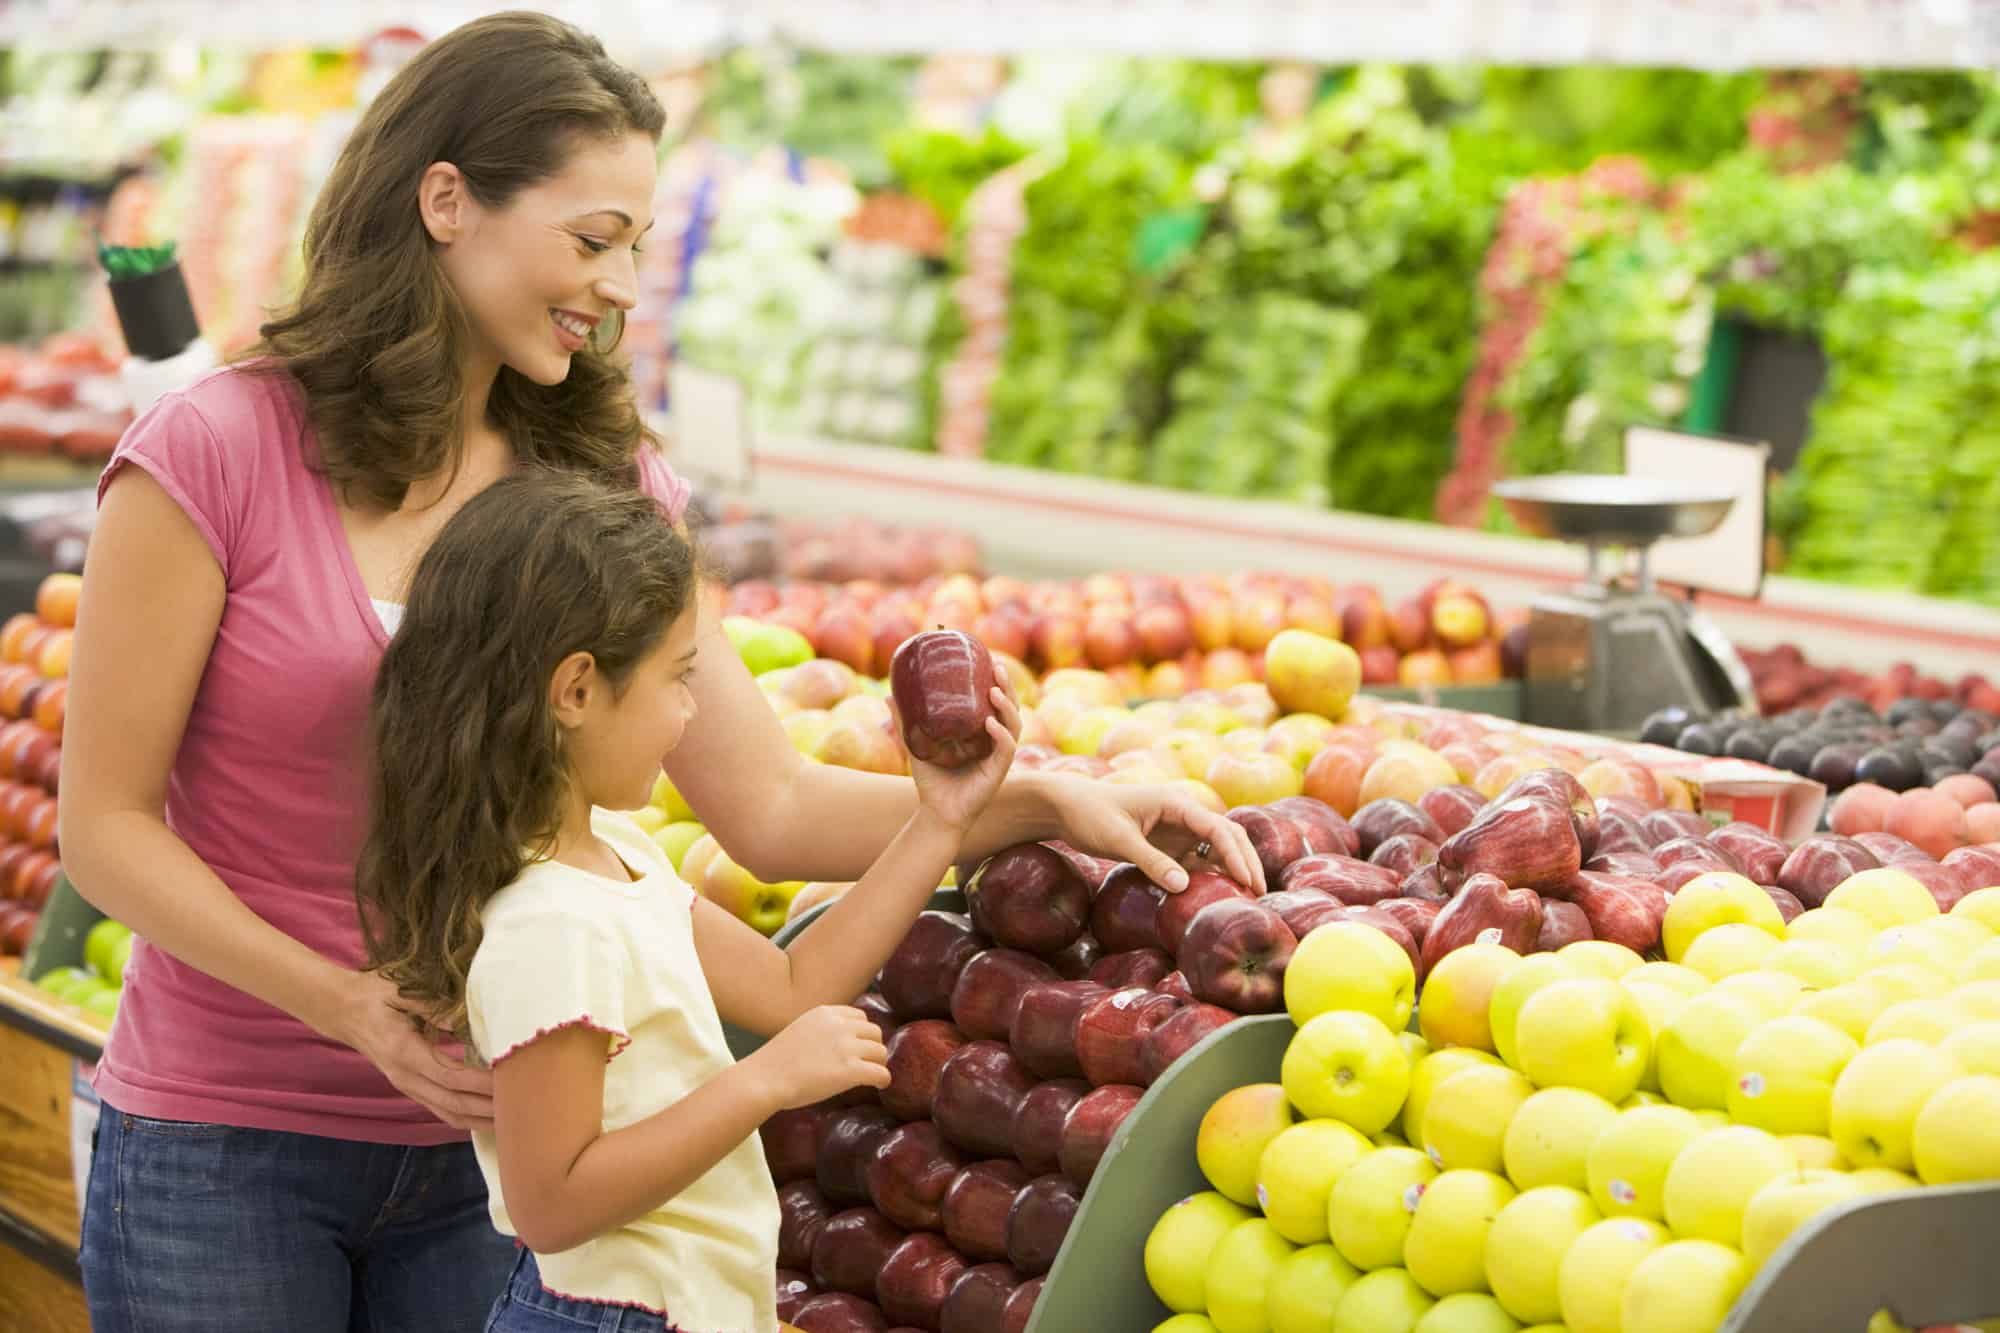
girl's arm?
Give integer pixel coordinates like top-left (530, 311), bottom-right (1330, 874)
top-left (493, 1007), bottom-right (886, 1255)
top-left (61, 469), bottom-right (493, 1128)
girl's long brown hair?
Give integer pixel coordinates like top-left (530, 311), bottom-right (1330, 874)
top-left (358, 471), bottom-right (697, 1045)
top-left (249, 11), bottom-right (667, 510)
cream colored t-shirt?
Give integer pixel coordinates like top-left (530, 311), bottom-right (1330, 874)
top-left (468, 808), bottom-right (781, 1332)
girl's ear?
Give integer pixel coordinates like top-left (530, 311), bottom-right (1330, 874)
top-left (548, 651), bottom-right (598, 730)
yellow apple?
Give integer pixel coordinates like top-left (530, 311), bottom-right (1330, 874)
top-left (1764, 938), bottom-right (1862, 990)
top-left (1655, 991), bottom-right (1764, 1110)
top-left (1146, 1191), bottom-right (1255, 1312)
top-left (650, 820), bottom-right (708, 873)
top-left (1782, 1135), bottom-right (1846, 1171)
top-left (1504, 1087), bottom-right (1619, 1192)
top-left (1513, 978), bottom-right (1651, 1104)
top-left (1830, 1038), bottom-right (1961, 1171)
top-left (1412, 1292), bottom-right (1522, 1333)
top-left (1558, 939), bottom-right (1646, 980)
top-left (1825, 868), bottom-right (1941, 930)
top-left (1206, 1218), bottom-right (1297, 1333)
top-left (1199, 1083), bottom-right (1298, 1206)
top-left (1847, 1165), bottom-right (1921, 1193)
top-left (1334, 1267), bottom-right (1435, 1333)
top-left (1952, 886), bottom-right (2000, 933)
top-left (1788, 906), bottom-right (1879, 951)
top-left (1559, 1216), bottom-right (1670, 1333)
top-left (650, 769), bottom-right (696, 821)
top-left (693, 841), bottom-right (805, 935)
top-left (1942, 1019), bottom-right (2000, 1075)
top-left (1793, 979), bottom-right (1896, 1044)
top-left (1661, 1125), bottom-right (1794, 1245)
top-left (1741, 1169), bottom-right (1863, 1271)
top-left (1420, 943), bottom-right (1523, 1053)
top-left (1860, 961), bottom-right (1952, 1004)
top-left (1712, 969), bottom-right (1809, 1017)
top-left (1286, 920), bottom-right (1417, 1032)
top-left (1623, 981), bottom-right (1692, 1094)
top-left (1405, 1049), bottom-right (1500, 1155)
top-left (1680, 922), bottom-right (1782, 981)
top-left (1864, 998), bottom-right (1965, 1046)
top-left (1404, 1169), bottom-right (1517, 1298)
top-left (1623, 1090), bottom-right (1667, 1108)
top-left (1913, 1075), bottom-right (2000, 1184)
top-left (1155, 1316), bottom-right (1221, 1333)
top-left (1488, 953), bottom-right (1579, 1069)
top-left (1869, 920), bottom-right (1983, 976)
top-left (1328, 1146), bottom-right (1438, 1272)
top-left (1423, 1065), bottom-right (1534, 1174)
top-left (1484, 1186), bottom-right (1599, 1324)
top-left (1270, 1244), bottom-right (1362, 1333)
top-left (1206, 751), bottom-right (1305, 807)
top-left (1663, 872), bottom-right (1785, 962)
top-left (1376, 1130), bottom-right (1411, 1149)
top-left (784, 880), bottom-right (854, 923)
top-left (1283, 1011), bottom-right (1412, 1136)
top-left (1624, 960), bottom-right (1710, 997)
top-left (1620, 1240), bottom-right (1751, 1333)
top-left (1952, 979), bottom-right (2000, 1021)
top-left (1727, 1015), bottom-right (1858, 1135)
top-left (1257, 1119), bottom-right (1374, 1245)
top-left (1588, 1104), bottom-right (1703, 1222)
top-left (627, 805), bottom-right (669, 835)
top-left (1264, 629), bottom-right (1362, 721)
top-left (1162, 729), bottom-right (1227, 781)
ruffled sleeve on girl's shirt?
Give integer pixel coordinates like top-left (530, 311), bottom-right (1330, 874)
top-left (468, 905), bottom-right (633, 1066)
top-left (633, 442), bottom-right (691, 526)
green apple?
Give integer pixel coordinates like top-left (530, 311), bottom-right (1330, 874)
top-left (1483, 1185), bottom-right (1599, 1323)
top-left (36, 966), bottom-right (94, 1002)
top-left (1422, 1065), bottom-right (1533, 1174)
top-left (1787, 906), bottom-right (1879, 951)
top-left (1828, 1038), bottom-right (1959, 1171)
top-left (1199, 1083), bottom-right (1297, 1207)
top-left (1405, 1049), bottom-right (1499, 1154)
top-left (1661, 1125), bottom-right (1794, 1246)
top-left (1512, 978), bottom-right (1650, 1103)
top-left (1654, 991), bottom-right (1763, 1110)
top-left (1154, 1317), bottom-right (1221, 1333)
top-left (1487, 953), bottom-right (1578, 1070)
top-left (1206, 1218), bottom-right (1297, 1333)
top-left (1619, 1240), bottom-right (1750, 1333)
top-left (1258, 1119), bottom-right (1373, 1245)
top-left (1622, 981), bottom-right (1690, 1095)
top-left (1740, 1169), bottom-right (1863, 1270)
top-left (649, 769), bottom-right (698, 821)
top-left (1334, 1267), bottom-right (1435, 1333)
top-left (1763, 938), bottom-right (1861, 990)
top-left (106, 933), bottom-right (136, 988)
top-left (1419, 943), bottom-right (1523, 1053)
top-left (1941, 1019), bottom-right (2000, 1075)
top-left (1825, 868), bottom-right (1941, 930)
top-left (85, 918), bottom-right (132, 980)
top-left (1282, 1012), bottom-right (1411, 1136)
top-left (1286, 920), bottom-right (1417, 1031)
top-left (1864, 998), bottom-right (1965, 1046)
top-left (1587, 1104), bottom-right (1703, 1221)
top-left (1412, 1292), bottom-right (1523, 1333)
top-left (722, 614), bottom-right (812, 676)
top-left (650, 820), bottom-right (708, 872)
top-left (1913, 1075), bottom-right (2000, 1184)
top-left (1558, 1217), bottom-right (1669, 1333)
top-left (692, 842), bottom-right (804, 935)
top-left (1793, 979), bottom-right (1896, 1044)
top-left (628, 805), bottom-right (669, 835)
top-left (1662, 871), bottom-right (1784, 963)
top-left (1269, 1244), bottom-right (1362, 1333)
top-left (1503, 1087), bottom-right (1619, 1192)
top-left (1404, 1169), bottom-right (1515, 1298)
top-left (1679, 922), bottom-right (1782, 982)
top-left (1558, 939), bottom-right (1646, 980)
top-left (1328, 1146), bottom-right (1437, 1272)
top-left (1146, 1191), bottom-right (1254, 1312)
top-left (1624, 961), bottom-right (1710, 997)
top-left (81, 986), bottom-right (119, 1020)
top-left (1726, 1015), bottom-right (1859, 1136)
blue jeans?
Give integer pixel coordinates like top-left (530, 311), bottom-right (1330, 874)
top-left (485, 1247), bottom-right (677, 1332)
top-left (80, 1101), bottom-right (515, 1332)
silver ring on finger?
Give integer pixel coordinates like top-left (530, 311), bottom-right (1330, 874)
top-left (1193, 840), bottom-right (1213, 861)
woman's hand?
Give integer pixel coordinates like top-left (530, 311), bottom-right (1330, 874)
top-left (1044, 778), bottom-right (1265, 895)
top-left (337, 971), bottom-right (495, 1131)
top-left (907, 685), bottom-right (1023, 835)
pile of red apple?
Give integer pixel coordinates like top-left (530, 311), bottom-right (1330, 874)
top-left (0, 334), bottom-right (130, 461)
top-left (1743, 642), bottom-right (2000, 717)
top-left (724, 571), bottom-right (1521, 697)
top-left (0, 574), bottom-right (74, 958)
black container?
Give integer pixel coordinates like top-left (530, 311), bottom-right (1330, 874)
top-left (107, 260), bottom-right (201, 362)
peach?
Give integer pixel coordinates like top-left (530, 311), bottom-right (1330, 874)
top-left (1967, 804), bottom-right (2000, 845)
top-left (1437, 741), bottom-right (1499, 784)
top-left (1473, 753), bottom-right (1545, 800)
top-left (1577, 758), bottom-right (1663, 808)
top-left (1829, 783), bottom-right (1896, 837)
top-left (1302, 747), bottom-right (1368, 816)
top-left (1936, 774), bottom-right (2000, 810)
top-left (1885, 788), bottom-right (1969, 860)
top-left (35, 630), bottom-right (71, 681)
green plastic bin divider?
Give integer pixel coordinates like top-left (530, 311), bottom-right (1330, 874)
top-left (1682, 311), bottom-right (1743, 438)
top-left (20, 872), bottom-right (105, 983)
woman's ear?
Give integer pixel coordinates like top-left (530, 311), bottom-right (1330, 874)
top-left (418, 162), bottom-right (472, 244)
top-left (548, 651), bottom-right (598, 730)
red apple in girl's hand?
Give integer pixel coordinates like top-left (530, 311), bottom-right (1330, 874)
top-left (890, 629), bottom-right (997, 768)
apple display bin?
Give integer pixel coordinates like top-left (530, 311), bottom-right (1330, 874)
top-left (1357, 682), bottom-right (1522, 721)
top-left (20, 873), bottom-right (106, 983)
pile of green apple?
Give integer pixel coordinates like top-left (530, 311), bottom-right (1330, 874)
top-left (35, 916), bottom-right (133, 1022)
top-left (1143, 868), bottom-right (2000, 1333)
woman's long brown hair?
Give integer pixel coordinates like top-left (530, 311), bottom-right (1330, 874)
top-left (357, 471), bottom-right (697, 1046)
top-left (249, 11), bottom-right (667, 510)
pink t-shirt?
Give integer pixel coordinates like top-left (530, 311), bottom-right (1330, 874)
top-left (90, 364), bottom-right (689, 1145)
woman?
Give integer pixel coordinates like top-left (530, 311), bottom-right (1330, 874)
top-left (60, 12), bottom-right (1255, 1332)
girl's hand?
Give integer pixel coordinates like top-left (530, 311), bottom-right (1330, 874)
top-left (1046, 778), bottom-right (1265, 895)
top-left (745, 1005), bottom-right (891, 1111)
top-left (905, 684), bottom-right (1022, 835)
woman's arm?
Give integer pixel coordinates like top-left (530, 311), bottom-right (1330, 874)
top-left (665, 607), bottom-right (1262, 894)
top-left (60, 469), bottom-right (492, 1128)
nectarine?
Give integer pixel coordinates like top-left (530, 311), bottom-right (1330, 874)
top-left (1885, 788), bottom-right (1968, 860)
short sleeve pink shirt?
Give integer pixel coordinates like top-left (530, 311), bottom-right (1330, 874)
top-left (88, 364), bottom-right (689, 1144)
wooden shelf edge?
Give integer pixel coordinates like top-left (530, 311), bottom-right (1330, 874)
top-left (0, 965), bottom-right (107, 1062)
top-left (0, 1201), bottom-right (81, 1286)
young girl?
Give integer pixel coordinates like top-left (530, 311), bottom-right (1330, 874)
top-left (357, 470), bottom-right (1020, 1332)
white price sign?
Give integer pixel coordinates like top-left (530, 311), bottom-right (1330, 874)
top-left (666, 365), bottom-right (755, 495)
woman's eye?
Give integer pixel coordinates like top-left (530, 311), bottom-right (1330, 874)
top-left (579, 236), bottom-right (610, 254)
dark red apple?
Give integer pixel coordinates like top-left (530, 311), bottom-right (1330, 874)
top-left (793, 1290), bottom-right (890, 1332)
top-left (1090, 866), bottom-right (1168, 953)
top-left (1010, 1079), bottom-right (1089, 1177)
top-left (1351, 799), bottom-right (1447, 856)
top-left (1059, 1083), bottom-right (1143, 1188)
top-left (763, 1106), bottom-right (828, 1185)
top-left (1042, 840), bottom-right (1121, 895)
top-left (1278, 854), bottom-right (1401, 906)
top-left (1075, 987), bottom-right (1186, 1087)
top-left (1897, 859), bottom-right (1970, 912)
top-left (1257, 889), bottom-right (1349, 941)
top-left (1155, 870), bottom-right (1256, 953)
top-left (818, 1106), bottom-right (901, 1206)
top-left (1346, 906), bottom-right (1422, 977)
top-left (881, 912), bottom-right (983, 1020)
top-left (1269, 795), bottom-right (1361, 857)
top-left (1643, 808), bottom-right (1712, 848)
top-left (966, 844), bottom-right (1091, 956)
top-left (1140, 1002), bottom-right (1235, 1085)
top-left (777, 1269), bottom-right (817, 1323)
top-left (1228, 805), bottom-right (1309, 884)
top-left (1398, 863), bottom-right (1450, 903)
top-left (1370, 833), bottom-right (1439, 880)
top-left (1655, 836), bottom-right (1741, 875)
top-left (1001, 1277), bottom-right (1043, 1333)
top-left (1586, 850), bottom-right (1663, 878)
top-left (1593, 810), bottom-right (1654, 858)
top-left (866, 1121), bottom-right (971, 1232)
top-left (1009, 981), bottom-right (1108, 1080)
top-left (934, 1041), bottom-right (1037, 1157)
top-left (855, 991), bottom-right (901, 1047)
top-left (1708, 822), bottom-right (1790, 884)
top-left (1156, 971), bottom-right (1195, 1002)
top-left (943, 1160), bottom-right (1034, 1262)
top-left (1533, 899), bottom-right (1593, 952)
top-left (781, 1180), bottom-right (836, 1270)
top-left (878, 1231), bottom-right (969, 1330)
top-left (951, 949), bottom-right (1060, 1042)
top-left (1006, 1176), bottom-right (1081, 1277)
top-left (1371, 897), bottom-right (1443, 948)
top-left (812, 1208), bottom-right (908, 1297)
top-left (883, 1020), bottom-right (969, 1122)
top-left (1045, 932), bottom-right (1104, 980)
top-left (1778, 836), bottom-right (1882, 908)
top-left (1417, 785), bottom-right (1488, 839)
top-left (1762, 884), bottom-right (1806, 923)
top-left (1852, 831), bottom-right (1931, 866)
top-left (1175, 898), bottom-right (1296, 1013)
top-left (941, 1263), bottom-right (1022, 1333)
top-left (1087, 948), bottom-right (1175, 991)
